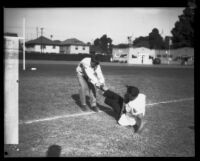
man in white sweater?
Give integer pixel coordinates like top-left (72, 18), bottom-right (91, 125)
top-left (100, 85), bottom-right (145, 133)
top-left (76, 54), bottom-right (105, 112)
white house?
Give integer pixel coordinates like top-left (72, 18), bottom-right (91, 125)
top-left (60, 38), bottom-right (90, 54)
top-left (25, 36), bottom-right (60, 54)
top-left (112, 46), bottom-right (155, 64)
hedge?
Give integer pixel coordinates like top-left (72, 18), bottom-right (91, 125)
top-left (19, 52), bottom-right (112, 62)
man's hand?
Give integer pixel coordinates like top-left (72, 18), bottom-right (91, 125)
top-left (95, 82), bottom-right (102, 88)
top-left (125, 104), bottom-right (131, 113)
top-left (100, 84), bottom-right (109, 91)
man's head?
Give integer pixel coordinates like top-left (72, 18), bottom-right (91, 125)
top-left (91, 54), bottom-right (101, 68)
top-left (124, 86), bottom-right (139, 104)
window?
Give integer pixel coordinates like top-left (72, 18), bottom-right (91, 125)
top-left (83, 47), bottom-right (85, 50)
top-left (132, 55), bottom-right (137, 58)
top-left (120, 54), bottom-right (127, 58)
top-left (75, 46), bottom-right (78, 50)
top-left (163, 54), bottom-right (167, 58)
top-left (149, 56), bottom-right (153, 59)
top-left (157, 54), bottom-right (161, 58)
top-left (53, 45), bottom-right (56, 49)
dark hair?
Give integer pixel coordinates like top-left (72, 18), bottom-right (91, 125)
top-left (91, 54), bottom-right (101, 65)
top-left (124, 85), bottom-right (139, 103)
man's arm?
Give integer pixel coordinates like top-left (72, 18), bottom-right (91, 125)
top-left (95, 65), bottom-right (105, 84)
top-left (81, 62), bottom-right (99, 85)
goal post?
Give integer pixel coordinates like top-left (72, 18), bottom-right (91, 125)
top-left (4, 18), bottom-right (25, 144)
top-left (4, 36), bottom-right (20, 144)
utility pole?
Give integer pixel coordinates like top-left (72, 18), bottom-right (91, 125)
top-left (127, 35), bottom-right (132, 64)
top-left (23, 18), bottom-right (26, 70)
top-left (168, 38), bottom-right (172, 64)
top-left (40, 27), bottom-right (44, 54)
top-left (36, 27), bottom-right (39, 38)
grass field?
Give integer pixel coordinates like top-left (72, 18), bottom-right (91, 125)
top-left (5, 60), bottom-right (194, 157)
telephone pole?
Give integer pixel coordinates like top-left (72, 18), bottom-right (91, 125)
top-left (36, 27), bottom-right (39, 38)
top-left (40, 27), bottom-right (44, 53)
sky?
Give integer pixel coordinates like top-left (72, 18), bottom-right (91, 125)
top-left (4, 8), bottom-right (184, 45)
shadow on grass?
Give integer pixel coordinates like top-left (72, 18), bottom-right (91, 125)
top-left (71, 94), bottom-right (118, 120)
top-left (71, 94), bottom-right (91, 110)
top-left (97, 104), bottom-right (119, 121)
top-left (46, 144), bottom-right (62, 157)
top-left (188, 125), bottom-right (194, 130)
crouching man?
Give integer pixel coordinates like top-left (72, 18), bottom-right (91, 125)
top-left (99, 85), bottom-right (146, 133)
top-left (76, 54), bottom-right (105, 112)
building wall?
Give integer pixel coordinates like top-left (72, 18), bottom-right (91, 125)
top-left (26, 46), bottom-right (35, 52)
top-left (155, 47), bottom-right (194, 64)
top-left (26, 45), bottom-right (60, 53)
top-left (112, 47), bottom-right (194, 65)
top-left (70, 45), bottom-right (89, 54)
top-left (128, 47), bottom-right (154, 64)
top-left (112, 47), bottom-right (154, 64)
top-left (60, 46), bottom-right (70, 54)
top-left (60, 45), bottom-right (90, 54)
top-left (155, 47), bottom-right (194, 57)
top-left (112, 48), bottom-right (129, 61)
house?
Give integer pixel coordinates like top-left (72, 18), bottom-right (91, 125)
top-left (25, 36), bottom-right (60, 54)
top-left (60, 38), bottom-right (90, 54)
top-left (112, 45), bottom-right (155, 64)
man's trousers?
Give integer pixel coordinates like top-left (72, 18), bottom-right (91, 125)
top-left (103, 90), bottom-right (124, 119)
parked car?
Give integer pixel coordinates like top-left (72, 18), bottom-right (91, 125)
top-left (153, 58), bottom-right (161, 64)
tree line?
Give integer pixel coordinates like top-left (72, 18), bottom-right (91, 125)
top-left (91, 0), bottom-right (195, 55)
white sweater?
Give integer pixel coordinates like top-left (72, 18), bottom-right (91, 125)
top-left (76, 57), bottom-right (105, 85)
top-left (118, 93), bottom-right (146, 126)
top-left (125, 93), bottom-right (146, 116)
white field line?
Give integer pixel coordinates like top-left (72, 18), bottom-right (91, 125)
top-left (19, 97), bottom-right (194, 125)
top-left (146, 97), bottom-right (194, 106)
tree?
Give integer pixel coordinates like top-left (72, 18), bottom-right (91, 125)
top-left (171, 1), bottom-right (195, 48)
top-left (148, 28), bottom-right (165, 49)
top-left (133, 36), bottom-right (150, 48)
top-left (94, 38), bottom-right (100, 46)
top-left (163, 36), bottom-right (172, 49)
top-left (93, 34), bottom-right (112, 55)
top-left (87, 42), bottom-right (91, 46)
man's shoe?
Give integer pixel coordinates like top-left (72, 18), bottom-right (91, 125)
top-left (91, 106), bottom-right (99, 112)
top-left (134, 117), bottom-right (144, 133)
top-left (81, 105), bottom-right (89, 112)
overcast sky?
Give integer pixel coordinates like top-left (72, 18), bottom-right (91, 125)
top-left (4, 8), bottom-right (184, 44)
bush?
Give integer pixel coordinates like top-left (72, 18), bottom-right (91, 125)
top-left (153, 58), bottom-right (161, 64)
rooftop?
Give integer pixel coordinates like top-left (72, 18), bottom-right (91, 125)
top-left (26, 36), bottom-right (57, 45)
